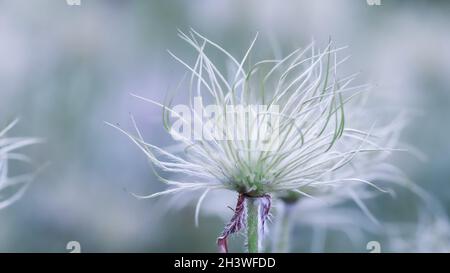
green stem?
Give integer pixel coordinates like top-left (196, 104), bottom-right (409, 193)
top-left (246, 197), bottom-right (260, 253)
top-left (273, 202), bottom-right (294, 253)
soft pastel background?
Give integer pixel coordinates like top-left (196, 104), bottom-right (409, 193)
top-left (0, 0), bottom-right (449, 252)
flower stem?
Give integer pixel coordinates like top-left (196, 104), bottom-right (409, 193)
top-left (246, 197), bottom-right (260, 253)
top-left (273, 201), bottom-right (294, 253)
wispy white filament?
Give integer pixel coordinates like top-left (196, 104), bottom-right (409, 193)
top-left (0, 119), bottom-right (40, 209)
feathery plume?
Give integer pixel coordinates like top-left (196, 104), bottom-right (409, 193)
top-left (109, 30), bottom-right (393, 252)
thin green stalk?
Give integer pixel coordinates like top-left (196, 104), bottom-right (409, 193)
top-left (246, 198), bottom-right (260, 253)
top-left (273, 201), bottom-right (294, 253)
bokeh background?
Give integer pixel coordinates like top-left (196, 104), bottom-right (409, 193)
top-left (0, 0), bottom-right (449, 252)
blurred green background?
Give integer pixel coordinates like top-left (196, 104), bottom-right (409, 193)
top-left (0, 0), bottom-right (449, 252)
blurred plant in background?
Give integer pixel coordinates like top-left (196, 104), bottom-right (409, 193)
top-left (272, 188), bottom-right (380, 252)
top-left (385, 210), bottom-right (450, 252)
top-left (272, 100), bottom-right (410, 252)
